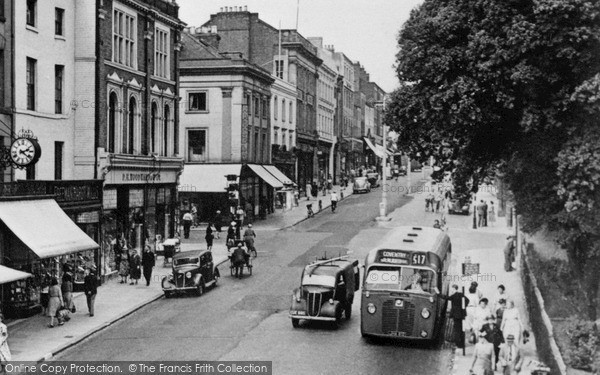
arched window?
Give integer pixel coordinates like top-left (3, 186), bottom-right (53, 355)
top-left (108, 92), bottom-right (118, 153)
top-left (151, 102), bottom-right (158, 154)
top-left (128, 97), bottom-right (137, 154)
top-left (163, 105), bottom-right (170, 156)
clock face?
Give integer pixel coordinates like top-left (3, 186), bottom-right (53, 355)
top-left (10, 138), bottom-right (38, 166)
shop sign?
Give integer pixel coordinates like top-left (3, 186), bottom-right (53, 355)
top-left (105, 169), bottom-right (179, 185)
top-left (0, 180), bottom-right (102, 207)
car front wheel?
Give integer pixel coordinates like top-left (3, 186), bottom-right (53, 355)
top-left (292, 318), bottom-right (300, 328)
top-left (196, 280), bottom-right (204, 296)
top-left (333, 306), bottom-right (343, 329)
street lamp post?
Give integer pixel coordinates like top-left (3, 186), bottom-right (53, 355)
top-left (376, 100), bottom-right (391, 222)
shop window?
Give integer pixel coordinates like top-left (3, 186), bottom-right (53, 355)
top-left (187, 129), bottom-right (206, 162)
top-left (188, 92), bottom-right (207, 112)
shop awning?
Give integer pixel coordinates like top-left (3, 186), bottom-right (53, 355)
top-left (0, 265), bottom-right (32, 284)
top-left (263, 165), bottom-right (294, 186)
top-left (247, 164), bottom-right (284, 189)
top-left (0, 199), bottom-right (99, 259)
top-left (179, 164), bottom-right (242, 193)
top-left (364, 138), bottom-right (385, 158)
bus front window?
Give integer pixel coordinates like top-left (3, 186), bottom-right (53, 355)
top-left (365, 267), bottom-right (437, 293)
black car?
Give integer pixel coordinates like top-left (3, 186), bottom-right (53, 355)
top-left (161, 250), bottom-right (220, 297)
top-left (290, 256), bottom-right (360, 328)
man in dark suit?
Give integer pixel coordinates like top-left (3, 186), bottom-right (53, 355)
top-left (477, 200), bottom-right (486, 227)
top-left (480, 315), bottom-right (505, 370)
top-left (446, 284), bottom-right (469, 348)
top-left (83, 267), bottom-right (98, 317)
top-left (482, 200), bottom-right (489, 226)
top-left (142, 245), bottom-right (155, 286)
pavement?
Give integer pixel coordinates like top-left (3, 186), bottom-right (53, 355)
top-left (379, 182), bottom-right (540, 374)
top-left (6, 184), bottom-right (353, 362)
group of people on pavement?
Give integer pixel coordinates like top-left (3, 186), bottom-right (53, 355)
top-left (117, 244), bottom-right (156, 288)
top-left (475, 200), bottom-right (496, 228)
top-left (447, 280), bottom-right (527, 375)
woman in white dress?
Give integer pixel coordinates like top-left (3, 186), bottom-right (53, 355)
top-left (0, 313), bottom-right (12, 366)
top-left (465, 282), bottom-right (482, 337)
top-left (501, 300), bottom-right (522, 343)
top-left (493, 284), bottom-right (509, 312)
top-left (473, 298), bottom-right (494, 334)
top-left (469, 332), bottom-right (494, 375)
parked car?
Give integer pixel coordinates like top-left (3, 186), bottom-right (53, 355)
top-left (448, 196), bottom-right (471, 215)
top-left (366, 171), bottom-right (380, 187)
top-left (161, 250), bottom-right (220, 298)
top-left (353, 177), bottom-right (371, 193)
top-left (397, 166), bottom-right (407, 176)
top-left (290, 256), bottom-right (360, 328)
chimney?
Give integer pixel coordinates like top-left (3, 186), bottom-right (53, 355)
top-left (219, 7), bottom-right (223, 12)
top-left (244, 5), bottom-right (248, 11)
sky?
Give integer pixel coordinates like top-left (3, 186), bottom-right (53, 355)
top-left (176, 0), bottom-right (424, 94)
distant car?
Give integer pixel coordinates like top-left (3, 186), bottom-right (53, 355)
top-left (398, 166), bottom-right (407, 176)
top-left (448, 197), bottom-right (471, 215)
top-left (366, 171), bottom-right (380, 187)
top-left (290, 256), bottom-right (360, 328)
top-left (161, 250), bottom-right (220, 297)
top-left (353, 177), bottom-right (371, 193)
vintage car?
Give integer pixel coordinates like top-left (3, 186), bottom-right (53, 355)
top-left (290, 256), bottom-right (360, 328)
top-left (161, 250), bottom-right (220, 298)
top-left (448, 196), bottom-right (471, 215)
top-left (353, 177), bottom-right (371, 194)
top-left (366, 171), bottom-right (380, 188)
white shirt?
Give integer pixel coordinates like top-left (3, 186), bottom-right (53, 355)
top-left (330, 193), bottom-right (338, 202)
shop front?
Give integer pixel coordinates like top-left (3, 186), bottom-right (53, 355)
top-left (0, 198), bottom-right (99, 319)
top-left (102, 156), bottom-right (182, 278)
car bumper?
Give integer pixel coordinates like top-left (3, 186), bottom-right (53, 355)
top-left (289, 313), bottom-right (335, 322)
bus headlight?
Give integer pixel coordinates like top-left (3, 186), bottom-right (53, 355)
top-left (365, 291), bottom-right (370, 298)
top-left (420, 330), bottom-right (428, 338)
top-left (329, 299), bottom-right (334, 305)
top-left (295, 292), bottom-right (301, 303)
top-left (421, 308), bottom-right (431, 319)
top-left (367, 303), bottom-right (376, 314)
top-left (185, 272), bottom-right (192, 279)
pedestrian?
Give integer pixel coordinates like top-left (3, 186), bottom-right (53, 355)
top-left (129, 250), bottom-right (141, 285)
top-left (142, 245), bottom-right (155, 286)
top-left (483, 200), bottom-right (489, 226)
top-left (243, 224), bottom-right (257, 257)
top-left (480, 315), bottom-right (505, 371)
top-left (311, 181), bottom-right (318, 199)
top-left (501, 300), bottom-right (523, 344)
top-left (433, 219), bottom-right (441, 229)
top-left (40, 277), bottom-right (50, 316)
top-left (61, 271), bottom-right (74, 313)
top-left (446, 284), bottom-right (469, 348)
top-left (306, 183), bottom-right (312, 200)
top-left (477, 200), bottom-right (486, 227)
top-left (473, 298), bottom-right (494, 336)
top-left (498, 334), bottom-right (522, 374)
top-left (236, 205), bottom-right (245, 229)
top-left (245, 200), bottom-right (254, 224)
top-left (465, 282), bottom-right (482, 341)
top-left (214, 210), bottom-right (223, 239)
top-left (83, 267), bottom-right (97, 317)
top-left (496, 299), bottom-right (507, 327)
top-left (330, 191), bottom-right (338, 212)
top-left (503, 236), bottom-right (516, 272)
top-left (327, 175), bottom-right (333, 192)
top-left (469, 332), bottom-right (494, 375)
top-left (191, 203), bottom-right (199, 227)
top-left (227, 221), bottom-right (237, 247)
top-left (426, 192), bottom-right (434, 212)
top-left (182, 211), bottom-right (193, 239)
top-left (494, 285), bottom-right (509, 312)
top-left (440, 197), bottom-right (449, 225)
top-left (205, 222), bottom-right (214, 251)
top-left (488, 201), bottom-right (496, 227)
top-left (434, 190), bottom-right (443, 213)
top-left (0, 313), bottom-right (11, 369)
top-left (230, 243), bottom-right (249, 279)
top-left (47, 277), bottom-right (62, 328)
top-left (119, 248), bottom-right (130, 284)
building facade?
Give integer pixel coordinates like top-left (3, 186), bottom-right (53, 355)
top-left (95, 0), bottom-right (185, 275)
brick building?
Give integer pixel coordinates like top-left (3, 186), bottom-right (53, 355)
top-left (201, 8), bottom-right (322, 193)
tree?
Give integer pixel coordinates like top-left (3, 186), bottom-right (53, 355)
top-left (386, 0), bottom-right (600, 319)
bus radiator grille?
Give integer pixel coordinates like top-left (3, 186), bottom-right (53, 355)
top-left (382, 300), bottom-right (415, 335)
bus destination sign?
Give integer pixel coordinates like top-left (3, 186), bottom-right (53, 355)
top-left (378, 250), bottom-right (410, 265)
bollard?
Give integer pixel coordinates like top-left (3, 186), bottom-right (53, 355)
top-left (318, 200), bottom-right (322, 212)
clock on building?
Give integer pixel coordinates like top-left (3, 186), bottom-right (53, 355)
top-left (10, 137), bottom-right (41, 167)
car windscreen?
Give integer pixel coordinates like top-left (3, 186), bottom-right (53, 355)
top-left (365, 266), bottom-right (437, 294)
top-left (302, 274), bottom-right (336, 288)
top-left (174, 257), bottom-right (198, 266)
